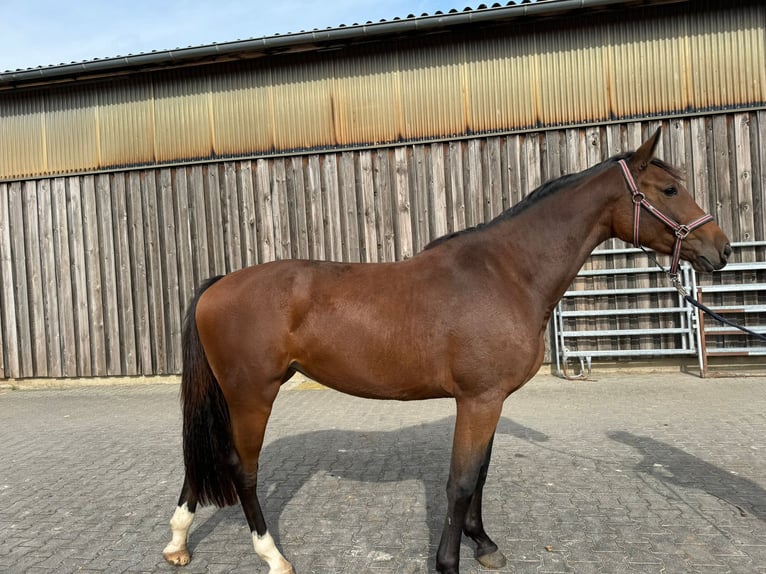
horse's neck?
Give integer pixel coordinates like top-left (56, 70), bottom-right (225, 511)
top-left (490, 178), bottom-right (615, 311)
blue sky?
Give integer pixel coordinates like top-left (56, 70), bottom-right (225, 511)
top-left (0, 0), bottom-right (467, 72)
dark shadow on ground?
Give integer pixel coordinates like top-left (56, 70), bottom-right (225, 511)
top-left (187, 416), bottom-right (549, 571)
top-left (610, 431), bottom-right (766, 522)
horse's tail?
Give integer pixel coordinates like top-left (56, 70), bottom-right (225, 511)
top-left (180, 275), bottom-right (238, 507)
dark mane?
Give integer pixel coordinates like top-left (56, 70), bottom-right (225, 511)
top-left (423, 153), bottom-right (681, 250)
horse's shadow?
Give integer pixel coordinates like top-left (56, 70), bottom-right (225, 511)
top-left (610, 431), bottom-right (766, 522)
top-left (188, 416), bottom-right (548, 571)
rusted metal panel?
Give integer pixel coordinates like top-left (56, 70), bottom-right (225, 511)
top-left (153, 71), bottom-right (212, 162)
top-left (0, 1), bottom-right (764, 181)
top-left (98, 82), bottom-right (155, 168)
top-left (0, 92), bottom-right (46, 178)
top-left (44, 87), bottom-right (100, 175)
top-left (210, 65), bottom-right (275, 156)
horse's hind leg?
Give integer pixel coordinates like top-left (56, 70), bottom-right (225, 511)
top-left (463, 437), bottom-right (507, 569)
top-left (162, 476), bottom-right (198, 565)
top-left (229, 385), bottom-right (294, 574)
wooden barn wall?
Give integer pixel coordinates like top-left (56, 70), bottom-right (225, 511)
top-left (1, 113), bottom-right (764, 379)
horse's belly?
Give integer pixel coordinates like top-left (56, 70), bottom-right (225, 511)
top-left (289, 356), bottom-right (453, 401)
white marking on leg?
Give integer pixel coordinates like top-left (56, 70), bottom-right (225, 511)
top-left (162, 503), bottom-right (194, 560)
top-left (253, 530), bottom-right (294, 574)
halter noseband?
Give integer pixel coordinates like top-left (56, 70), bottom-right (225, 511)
top-left (617, 159), bottom-right (714, 275)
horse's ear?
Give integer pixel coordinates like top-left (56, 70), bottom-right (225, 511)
top-left (631, 127), bottom-right (662, 171)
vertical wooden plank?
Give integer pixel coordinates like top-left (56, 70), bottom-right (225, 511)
top-left (733, 113), bottom-right (755, 244)
top-left (142, 172), bottom-right (167, 374)
top-left (255, 158), bottom-right (276, 263)
top-left (523, 133), bottom-right (542, 197)
top-left (81, 175), bottom-right (107, 375)
top-left (273, 158), bottom-right (292, 260)
top-left (127, 172), bottom-right (151, 374)
top-left (0, 182), bottom-right (19, 378)
top-left (22, 181), bottom-right (47, 376)
top-left (286, 157), bottom-right (309, 261)
top-left (667, 118), bottom-right (687, 172)
top-left (712, 114), bottom-right (734, 240)
top-left (52, 178), bottom-right (77, 376)
top-left (66, 178), bottom-right (92, 377)
top-left (95, 173), bottom-right (121, 376)
top-left (358, 151), bottom-right (378, 262)
top-left (393, 147), bottom-right (414, 260)
top-left (321, 155), bottom-right (341, 261)
top-left (305, 155), bottom-right (325, 260)
top-left (689, 116), bottom-right (711, 212)
top-left (159, 168), bottom-right (181, 373)
top-left (222, 162), bottom-right (243, 271)
top-left (505, 135), bottom-right (523, 208)
top-left (544, 131), bottom-right (563, 187)
top-left (110, 174), bottom-right (136, 374)
top-left (755, 111), bottom-right (766, 242)
top-left (585, 128), bottom-right (602, 173)
top-left (411, 145), bottom-right (429, 253)
top-left (485, 137), bottom-right (503, 220)
top-left (374, 150), bottom-right (395, 262)
top-left (189, 165), bottom-right (210, 285)
top-left (205, 165), bottom-right (226, 275)
top-left (36, 180), bottom-right (61, 377)
top-left (339, 151), bottom-right (361, 262)
top-left (466, 139), bottom-right (483, 227)
top-left (238, 161), bottom-right (259, 266)
top-left (448, 141), bottom-right (466, 233)
top-left (9, 183), bottom-right (32, 377)
top-left (626, 122), bottom-right (644, 157)
top-left (429, 143), bottom-right (448, 242)
top-left (174, 167), bottom-right (195, 314)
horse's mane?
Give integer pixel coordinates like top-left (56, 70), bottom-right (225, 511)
top-left (423, 153), bottom-right (681, 250)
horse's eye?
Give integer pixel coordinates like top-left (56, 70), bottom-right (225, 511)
top-left (663, 186), bottom-right (678, 197)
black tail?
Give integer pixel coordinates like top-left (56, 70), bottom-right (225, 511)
top-left (180, 275), bottom-right (238, 507)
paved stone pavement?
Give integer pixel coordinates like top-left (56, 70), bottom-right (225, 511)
top-left (2, 372), bottom-right (766, 573)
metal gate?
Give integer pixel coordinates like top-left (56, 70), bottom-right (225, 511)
top-left (553, 243), bottom-right (766, 378)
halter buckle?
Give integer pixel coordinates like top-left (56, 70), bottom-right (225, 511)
top-left (632, 192), bottom-right (645, 205)
top-left (675, 224), bottom-right (690, 239)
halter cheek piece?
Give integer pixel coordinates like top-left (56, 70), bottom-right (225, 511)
top-left (617, 159), bottom-right (714, 276)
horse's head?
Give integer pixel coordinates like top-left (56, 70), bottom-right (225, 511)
top-left (613, 128), bottom-right (731, 273)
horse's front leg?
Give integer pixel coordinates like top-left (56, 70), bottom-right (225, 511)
top-left (463, 436), bottom-right (507, 568)
top-left (436, 399), bottom-right (503, 574)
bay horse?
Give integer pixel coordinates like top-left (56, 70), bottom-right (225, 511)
top-left (162, 128), bottom-right (731, 574)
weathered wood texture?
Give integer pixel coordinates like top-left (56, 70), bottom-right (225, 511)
top-left (1, 115), bottom-right (763, 378)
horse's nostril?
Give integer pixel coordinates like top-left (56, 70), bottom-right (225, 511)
top-left (723, 243), bottom-right (732, 260)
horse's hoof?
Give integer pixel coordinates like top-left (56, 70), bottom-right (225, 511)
top-left (163, 548), bottom-right (191, 566)
top-left (476, 549), bottom-right (507, 569)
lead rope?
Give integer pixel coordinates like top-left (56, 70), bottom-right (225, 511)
top-left (639, 245), bottom-right (766, 343)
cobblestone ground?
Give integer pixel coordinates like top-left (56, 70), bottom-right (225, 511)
top-left (2, 373), bottom-right (766, 573)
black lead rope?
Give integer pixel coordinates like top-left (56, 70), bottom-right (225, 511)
top-left (639, 246), bottom-right (766, 343)
top-left (681, 294), bottom-right (766, 342)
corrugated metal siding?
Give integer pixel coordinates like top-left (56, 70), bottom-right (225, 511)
top-left (0, 1), bottom-right (763, 180)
